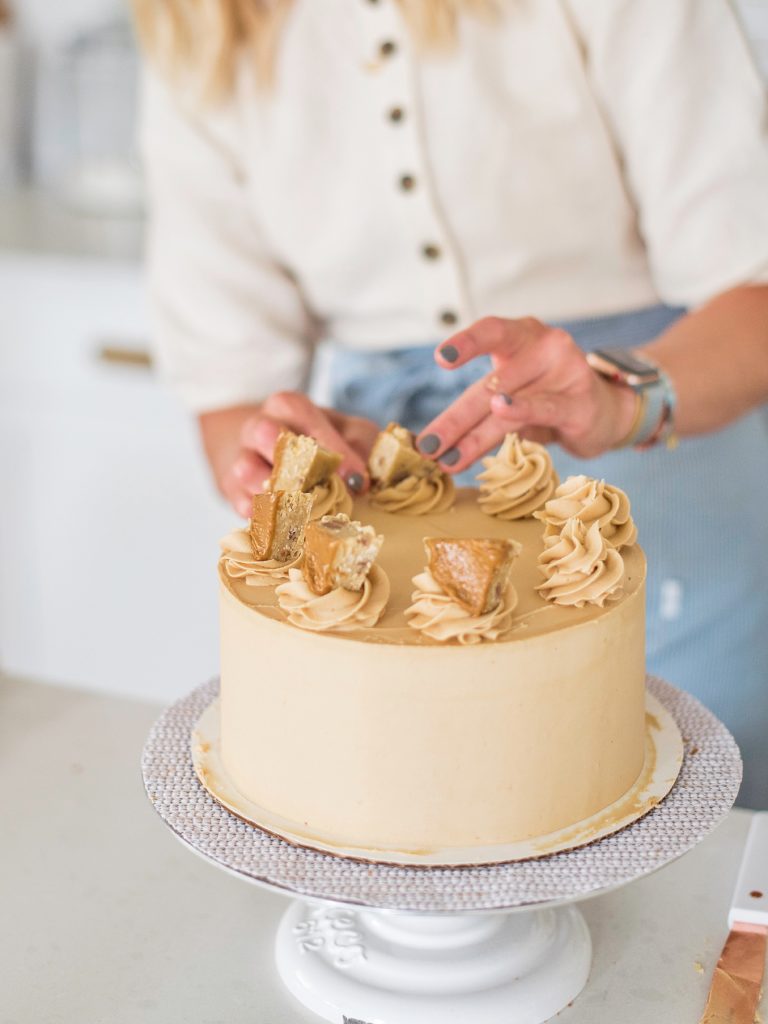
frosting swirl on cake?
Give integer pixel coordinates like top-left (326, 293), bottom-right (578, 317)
top-left (219, 530), bottom-right (302, 587)
top-left (536, 518), bottom-right (624, 607)
top-left (370, 470), bottom-right (455, 515)
top-left (477, 433), bottom-right (559, 520)
top-left (275, 564), bottom-right (390, 632)
top-left (535, 474), bottom-right (637, 548)
top-left (405, 571), bottom-right (517, 644)
top-left (309, 474), bottom-right (353, 519)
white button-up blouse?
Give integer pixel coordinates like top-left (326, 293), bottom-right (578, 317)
top-left (140, 0), bottom-right (768, 413)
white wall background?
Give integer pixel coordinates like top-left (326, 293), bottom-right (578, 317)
top-left (12, 0), bottom-right (124, 46)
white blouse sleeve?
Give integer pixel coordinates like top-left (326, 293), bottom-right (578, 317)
top-left (564, 0), bottom-right (768, 308)
top-left (139, 69), bottom-right (314, 413)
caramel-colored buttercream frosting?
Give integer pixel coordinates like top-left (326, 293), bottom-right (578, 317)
top-left (276, 564), bottom-right (390, 632)
top-left (406, 571), bottom-right (518, 644)
top-left (477, 433), bottom-right (559, 519)
top-left (370, 469), bottom-right (455, 515)
top-left (218, 488), bottom-right (647, 852)
top-left (308, 474), bottom-right (353, 519)
top-left (220, 489), bottom-right (644, 643)
top-left (537, 517), bottom-right (625, 608)
top-left (535, 474), bottom-right (637, 548)
top-left (219, 529), bottom-right (302, 587)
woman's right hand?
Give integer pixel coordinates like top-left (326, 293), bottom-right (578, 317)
top-left (199, 391), bottom-right (379, 518)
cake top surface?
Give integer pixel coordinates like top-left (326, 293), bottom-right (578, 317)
top-left (220, 487), bottom-right (645, 646)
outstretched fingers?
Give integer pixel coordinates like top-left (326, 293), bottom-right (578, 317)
top-left (430, 415), bottom-right (512, 475)
top-left (433, 316), bottom-right (547, 369)
top-left (417, 337), bottom-right (551, 462)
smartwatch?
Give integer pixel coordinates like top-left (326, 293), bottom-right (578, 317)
top-left (586, 347), bottom-right (677, 450)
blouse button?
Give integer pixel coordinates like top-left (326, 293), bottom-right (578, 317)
top-left (440, 310), bottom-right (458, 326)
top-left (399, 174), bottom-right (416, 191)
top-left (380, 40), bottom-right (397, 58)
top-left (422, 243), bottom-right (441, 260)
top-left (388, 106), bottom-right (405, 123)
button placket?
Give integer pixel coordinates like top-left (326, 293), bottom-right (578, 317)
top-left (358, 2), bottom-right (467, 332)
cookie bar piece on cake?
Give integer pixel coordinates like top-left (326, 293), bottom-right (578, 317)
top-left (250, 490), bottom-right (313, 562)
top-left (304, 514), bottom-right (383, 596)
top-left (269, 431), bottom-right (342, 492)
top-left (368, 422), bottom-right (432, 486)
top-left (425, 537), bottom-right (520, 616)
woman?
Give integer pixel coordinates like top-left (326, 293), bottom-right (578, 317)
top-left (136, 0), bottom-right (768, 806)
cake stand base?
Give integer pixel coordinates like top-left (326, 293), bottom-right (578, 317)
top-left (143, 677), bottom-right (742, 1023)
top-left (276, 901), bottom-right (591, 1024)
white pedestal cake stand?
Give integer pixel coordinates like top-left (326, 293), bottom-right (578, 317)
top-left (141, 677), bottom-right (741, 1024)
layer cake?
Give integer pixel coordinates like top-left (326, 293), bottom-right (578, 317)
top-left (218, 479), bottom-right (646, 853)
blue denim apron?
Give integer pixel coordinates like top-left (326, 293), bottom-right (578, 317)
top-left (328, 305), bottom-right (768, 809)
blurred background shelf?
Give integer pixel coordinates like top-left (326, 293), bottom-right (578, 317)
top-left (0, 247), bottom-right (233, 704)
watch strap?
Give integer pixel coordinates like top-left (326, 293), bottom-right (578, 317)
top-left (633, 359), bottom-right (678, 450)
top-left (587, 348), bottom-right (677, 450)
top-left (634, 370), bottom-right (667, 445)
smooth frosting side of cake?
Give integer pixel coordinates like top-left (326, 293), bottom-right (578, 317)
top-left (218, 489), bottom-right (647, 852)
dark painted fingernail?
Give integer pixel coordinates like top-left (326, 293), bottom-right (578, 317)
top-left (440, 344), bottom-right (459, 363)
top-left (499, 393), bottom-right (514, 405)
top-left (345, 472), bottom-right (364, 494)
top-left (440, 447), bottom-right (461, 466)
top-left (418, 434), bottom-right (440, 454)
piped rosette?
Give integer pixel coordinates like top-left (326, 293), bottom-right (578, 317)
top-left (477, 433), bottom-right (559, 519)
top-left (368, 422), bottom-right (455, 514)
top-left (267, 429), bottom-right (352, 519)
top-left (219, 530), bottom-right (303, 587)
top-left (536, 517), bottom-right (625, 608)
top-left (406, 537), bottom-right (520, 644)
top-left (308, 472), bottom-right (354, 518)
top-left (219, 490), bottom-right (313, 587)
top-left (534, 474), bottom-right (637, 549)
top-left (276, 513), bottom-right (389, 632)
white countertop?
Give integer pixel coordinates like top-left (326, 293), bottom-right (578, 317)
top-left (1, 674), bottom-right (763, 1024)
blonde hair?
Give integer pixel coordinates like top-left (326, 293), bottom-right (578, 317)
top-left (133, 0), bottom-right (496, 100)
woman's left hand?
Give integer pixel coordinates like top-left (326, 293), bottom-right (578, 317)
top-left (416, 316), bottom-right (638, 471)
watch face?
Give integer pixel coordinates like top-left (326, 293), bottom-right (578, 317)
top-left (591, 348), bottom-right (658, 383)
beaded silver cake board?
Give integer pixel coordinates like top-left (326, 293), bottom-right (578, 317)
top-left (190, 690), bottom-right (683, 866)
top-left (141, 675), bottom-right (741, 913)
